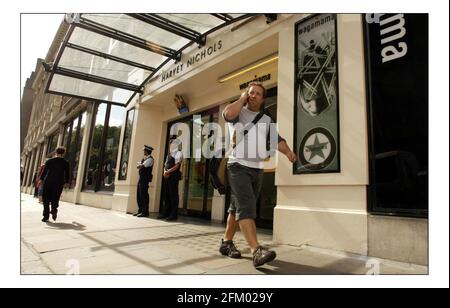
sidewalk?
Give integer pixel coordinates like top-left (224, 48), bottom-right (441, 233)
top-left (20, 193), bottom-right (427, 275)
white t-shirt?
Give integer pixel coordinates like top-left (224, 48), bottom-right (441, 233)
top-left (224, 107), bottom-right (284, 169)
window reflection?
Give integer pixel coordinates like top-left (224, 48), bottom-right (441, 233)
top-left (46, 132), bottom-right (58, 157)
top-left (84, 104), bottom-right (107, 190)
top-left (84, 103), bottom-right (124, 192)
top-left (100, 105), bottom-right (123, 191)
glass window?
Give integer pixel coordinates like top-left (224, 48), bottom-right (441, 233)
top-left (71, 112), bottom-right (86, 189)
top-left (28, 147), bottom-right (39, 187)
top-left (118, 109), bottom-right (135, 180)
top-left (46, 132), bottom-right (58, 157)
top-left (84, 104), bottom-right (107, 190)
top-left (62, 111), bottom-right (87, 189)
top-left (31, 144), bottom-right (45, 187)
top-left (99, 105), bottom-right (123, 191)
top-left (62, 121), bottom-right (72, 148)
top-left (68, 117), bottom-right (78, 164)
top-left (84, 103), bottom-right (124, 192)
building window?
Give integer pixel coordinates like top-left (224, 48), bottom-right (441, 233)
top-left (35, 143), bottom-right (45, 176)
top-left (62, 111), bottom-right (86, 189)
top-left (118, 109), bottom-right (135, 180)
top-left (46, 131), bottom-right (58, 157)
top-left (83, 103), bottom-right (124, 192)
top-left (62, 120), bottom-right (72, 149)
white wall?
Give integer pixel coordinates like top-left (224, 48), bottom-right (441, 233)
top-left (274, 14), bottom-right (369, 254)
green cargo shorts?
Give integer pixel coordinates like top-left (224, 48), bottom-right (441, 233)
top-left (227, 163), bottom-right (264, 221)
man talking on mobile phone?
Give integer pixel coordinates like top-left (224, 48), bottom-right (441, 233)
top-left (219, 82), bottom-right (297, 267)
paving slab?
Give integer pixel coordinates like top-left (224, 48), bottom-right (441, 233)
top-left (20, 193), bottom-right (427, 275)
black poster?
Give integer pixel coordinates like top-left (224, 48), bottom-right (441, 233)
top-left (364, 14), bottom-right (428, 215)
top-left (294, 14), bottom-right (340, 174)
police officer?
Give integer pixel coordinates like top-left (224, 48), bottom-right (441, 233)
top-left (134, 145), bottom-right (154, 217)
top-left (158, 136), bottom-right (183, 221)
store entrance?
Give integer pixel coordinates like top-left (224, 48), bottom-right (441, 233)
top-left (183, 108), bottom-right (219, 219)
top-left (161, 87), bottom-right (278, 226)
top-left (161, 107), bottom-right (219, 220)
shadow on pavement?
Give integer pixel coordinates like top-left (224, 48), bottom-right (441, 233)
top-left (256, 259), bottom-right (343, 275)
top-left (45, 221), bottom-right (86, 231)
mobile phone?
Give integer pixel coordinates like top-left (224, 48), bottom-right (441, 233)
top-left (244, 91), bottom-right (249, 105)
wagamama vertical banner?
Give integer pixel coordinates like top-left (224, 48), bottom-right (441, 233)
top-left (294, 14), bottom-right (340, 174)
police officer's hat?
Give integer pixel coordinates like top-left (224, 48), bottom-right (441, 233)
top-left (143, 145), bottom-right (154, 152)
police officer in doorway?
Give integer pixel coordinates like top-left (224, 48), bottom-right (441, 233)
top-left (134, 145), bottom-right (154, 217)
top-left (158, 136), bottom-right (183, 221)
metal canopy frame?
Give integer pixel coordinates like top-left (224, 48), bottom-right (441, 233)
top-left (77, 16), bottom-right (181, 60)
top-left (211, 14), bottom-right (233, 22)
top-left (127, 14), bottom-right (206, 47)
top-left (65, 42), bottom-right (156, 72)
top-left (45, 13), bottom-right (256, 107)
top-left (53, 66), bottom-right (142, 92)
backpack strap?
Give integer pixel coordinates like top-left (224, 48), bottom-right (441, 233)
top-left (230, 111), bottom-right (265, 150)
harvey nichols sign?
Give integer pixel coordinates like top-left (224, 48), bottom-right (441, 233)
top-left (160, 40), bottom-right (223, 83)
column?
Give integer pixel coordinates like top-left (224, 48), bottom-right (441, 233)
top-left (73, 103), bottom-right (94, 204)
top-left (273, 14), bottom-right (369, 255)
top-left (112, 102), bottom-right (164, 213)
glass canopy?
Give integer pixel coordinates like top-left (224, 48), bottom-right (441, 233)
top-left (45, 13), bottom-right (251, 106)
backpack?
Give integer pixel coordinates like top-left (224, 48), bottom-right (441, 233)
top-left (208, 112), bottom-right (264, 195)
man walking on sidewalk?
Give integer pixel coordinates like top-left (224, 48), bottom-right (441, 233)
top-left (38, 146), bottom-right (70, 222)
top-left (219, 82), bottom-right (297, 267)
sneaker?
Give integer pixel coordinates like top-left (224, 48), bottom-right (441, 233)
top-left (41, 217), bottom-right (49, 222)
top-left (52, 212), bottom-right (57, 221)
top-left (252, 246), bottom-right (276, 267)
top-left (219, 239), bottom-right (241, 258)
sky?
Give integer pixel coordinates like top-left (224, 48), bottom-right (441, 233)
top-left (20, 13), bottom-right (63, 98)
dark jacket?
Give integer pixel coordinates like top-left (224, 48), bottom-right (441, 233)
top-left (40, 157), bottom-right (70, 186)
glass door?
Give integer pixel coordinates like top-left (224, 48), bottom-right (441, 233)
top-left (184, 109), bottom-right (219, 218)
top-left (162, 107), bottom-right (219, 219)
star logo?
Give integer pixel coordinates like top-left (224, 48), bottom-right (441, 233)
top-left (298, 127), bottom-right (337, 171)
top-left (305, 134), bottom-right (329, 161)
